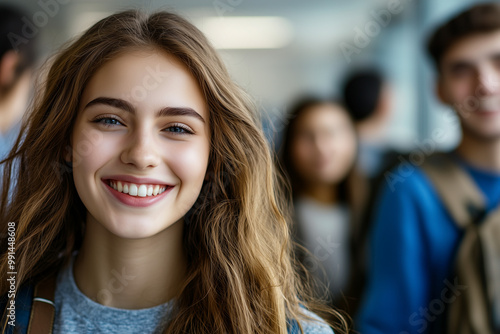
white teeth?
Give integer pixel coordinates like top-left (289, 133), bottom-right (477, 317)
top-left (129, 184), bottom-right (138, 196)
top-left (109, 180), bottom-right (169, 197)
top-left (138, 185), bottom-right (147, 197)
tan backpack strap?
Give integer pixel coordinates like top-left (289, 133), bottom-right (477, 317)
top-left (479, 208), bottom-right (500, 329)
top-left (420, 153), bottom-right (486, 227)
top-left (451, 208), bottom-right (500, 334)
top-left (421, 153), bottom-right (500, 334)
top-left (27, 275), bottom-right (56, 334)
top-left (450, 222), bottom-right (491, 334)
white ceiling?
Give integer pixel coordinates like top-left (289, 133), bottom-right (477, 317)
top-left (7, 0), bottom-right (395, 103)
top-left (5, 0), bottom-right (423, 148)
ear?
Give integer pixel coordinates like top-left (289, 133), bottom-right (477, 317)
top-left (64, 145), bottom-right (72, 163)
top-left (436, 76), bottom-right (448, 105)
top-left (376, 84), bottom-right (392, 117)
top-left (0, 51), bottom-right (20, 87)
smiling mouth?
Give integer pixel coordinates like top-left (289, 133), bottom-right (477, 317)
top-left (105, 180), bottom-right (171, 197)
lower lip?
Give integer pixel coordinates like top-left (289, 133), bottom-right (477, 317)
top-left (103, 181), bottom-right (173, 207)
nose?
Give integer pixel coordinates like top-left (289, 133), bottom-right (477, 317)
top-left (312, 134), bottom-right (331, 157)
top-left (120, 128), bottom-right (161, 170)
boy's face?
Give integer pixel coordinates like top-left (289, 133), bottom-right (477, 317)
top-left (437, 31), bottom-right (500, 141)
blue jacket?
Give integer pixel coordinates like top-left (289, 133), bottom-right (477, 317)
top-left (356, 160), bottom-right (500, 333)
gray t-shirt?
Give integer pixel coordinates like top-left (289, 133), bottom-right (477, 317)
top-left (53, 256), bottom-right (334, 334)
top-left (53, 258), bottom-right (173, 334)
top-left (295, 196), bottom-right (351, 300)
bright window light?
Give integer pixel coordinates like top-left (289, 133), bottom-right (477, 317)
top-left (198, 16), bottom-right (294, 49)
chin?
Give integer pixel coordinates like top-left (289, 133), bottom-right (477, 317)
top-left (104, 217), bottom-right (176, 240)
top-left (464, 124), bottom-right (500, 141)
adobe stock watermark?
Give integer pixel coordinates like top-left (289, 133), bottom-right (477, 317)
top-left (8, 0), bottom-right (72, 52)
top-left (213, 0), bottom-right (244, 17)
top-left (303, 234), bottom-right (341, 273)
top-left (399, 277), bottom-right (467, 334)
top-left (6, 222), bottom-right (17, 327)
top-left (383, 127), bottom-right (447, 192)
top-left (96, 267), bottom-right (137, 304)
top-left (339, 0), bottom-right (412, 63)
top-left (121, 64), bottom-right (171, 103)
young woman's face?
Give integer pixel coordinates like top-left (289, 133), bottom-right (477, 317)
top-left (290, 103), bottom-right (357, 186)
top-left (71, 50), bottom-right (210, 239)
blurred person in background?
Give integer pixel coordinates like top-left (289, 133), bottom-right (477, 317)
top-left (341, 69), bottom-right (403, 315)
top-left (342, 68), bottom-right (394, 179)
top-left (0, 5), bottom-right (38, 190)
top-left (280, 97), bottom-right (366, 318)
top-left (357, 3), bottom-right (500, 333)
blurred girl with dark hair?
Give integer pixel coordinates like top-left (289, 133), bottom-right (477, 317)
top-left (281, 98), bottom-right (365, 315)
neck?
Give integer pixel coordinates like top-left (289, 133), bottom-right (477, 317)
top-left (74, 217), bottom-right (187, 309)
top-left (456, 133), bottom-right (500, 172)
top-left (356, 116), bottom-right (386, 144)
top-left (302, 183), bottom-right (338, 205)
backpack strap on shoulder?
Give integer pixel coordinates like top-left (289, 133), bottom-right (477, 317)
top-left (1, 283), bottom-right (33, 334)
top-left (420, 153), bottom-right (486, 227)
top-left (27, 275), bottom-right (57, 334)
top-left (421, 152), bottom-right (500, 334)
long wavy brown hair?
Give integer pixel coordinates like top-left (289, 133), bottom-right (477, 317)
top-left (0, 10), bottom-right (347, 333)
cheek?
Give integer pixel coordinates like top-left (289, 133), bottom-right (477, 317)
top-left (291, 140), bottom-right (312, 168)
top-left (71, 129), bottom-right (122, 198)
top-left (71, 131), bottom-right (118, 174)
top-left (445, 79), bottom-right (473, 103)
top-left (338, 135), bottom-right (357, 161)
top-left (168, 140), bottom-right (209, 187)
top-left (168, 142), bottom-right (210, 214)
top-left (330, 135), bottom-right (356, 169)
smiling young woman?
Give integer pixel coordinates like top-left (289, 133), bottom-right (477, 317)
top-left (0, 10), bottom-right (347, 334)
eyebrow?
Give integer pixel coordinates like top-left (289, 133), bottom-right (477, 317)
top-left (84, 97), bottom-right (205, 123)
top-left (446, 52), bottom-right (500, 71)
top-left (492, 53), bottom-right (500, 61)
top-left (447, 61), bottom-right (473, 73)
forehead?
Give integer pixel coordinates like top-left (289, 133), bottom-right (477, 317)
top-left (80, 50), bottom-right (207, 118)
top-left (295, 104), bottom-right (350, 129)
top-left (441, 31), bottom-right (500, 66)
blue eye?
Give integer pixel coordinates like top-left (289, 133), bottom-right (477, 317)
top-left (165, 124), bottom-right (193, 135)
top-left (93, 117), bottom-right (123, 127)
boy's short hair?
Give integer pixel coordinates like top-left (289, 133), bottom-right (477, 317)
top-left (427, 3), bottom-right (500, 70)
top-left (0, 5), bottom-right (38, 76)
top-left (342, 69), bottom-right (383, 122)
